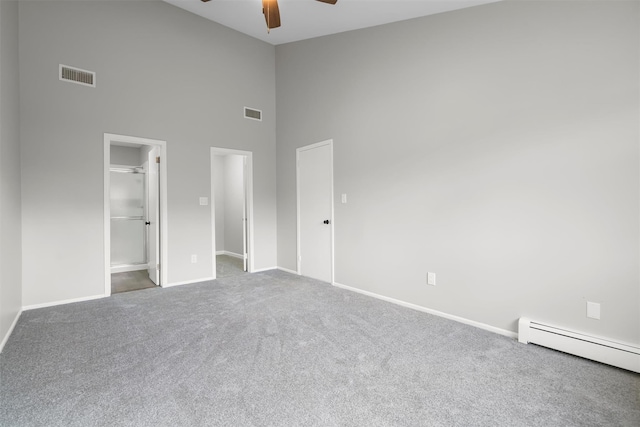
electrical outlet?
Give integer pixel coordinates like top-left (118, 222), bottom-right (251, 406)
top-left (587, 301), bottom-right (600, 320)
top-left (191, 254), bottom-right (197, 264)
top-left (427, 272), bottom-right (436, 286)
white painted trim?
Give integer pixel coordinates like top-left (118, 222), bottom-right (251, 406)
top-left (216, 250), bottom-right (243, 259)
top-left (296, 146), bottom-right (300, 275)
top-left (0, 309), bottom-right (22, 353)
top-left (518, 317), bottom-right (640, 373)
top-left (110, 163), bottom-right (142, 170)
top-left (104, 133), bottom-right (169, 296)
top-left (252, 266), bottom-right (278, 273)
top-left (163, 277), bottom-right (215, 288)
top-left (210, 148), bottom-right (255, 280)
top-left (277, 266), bottom-right (299, 275)
top-left (103, 138), bottom-right (110, 295)
top-left (23, 294), bottom-right (106, 311)
top-left (296, 139), bottom-right (335, 282)
top-left (333, 281), bottom-right (517, 339)
top-left (110, 264), bottom-right (148, 274)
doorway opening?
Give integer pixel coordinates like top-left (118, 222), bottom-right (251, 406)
top-left (104, 134), bottom-right (168, 296)
top-left (211, 147), bottom-right (254, 279)
top-left (109, 162), bottom-right (155, 293)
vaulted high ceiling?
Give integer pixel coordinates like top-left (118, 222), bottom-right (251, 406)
top-left (163, 0), bottom-right (500, 45)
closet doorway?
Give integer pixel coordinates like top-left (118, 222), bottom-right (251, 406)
top-left (210, 147), bottom-right (254, 279)
top-left (104, 134), bottom-right (168, 296)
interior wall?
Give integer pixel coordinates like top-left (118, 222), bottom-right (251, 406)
top-left (0, 0), bottom-right (21, 348)
top-left (20, 0), bottom-right (277, 306)
top-left (140, 145), bottom-right (153, 168)
top-left (275, 1), bottom-right (640, 344)
top-left (212, 154), bottom-right (245, 257)
top-left (111, 145), bottom-right (142, 167)
top-left (223, 155), bottom-right (244, 256)
top-left (213, 155), bottom-right (226, 252)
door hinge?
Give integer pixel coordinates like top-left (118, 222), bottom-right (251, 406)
top-left (156, 264), bottom-right (160, 270)
top-left (156, 156), bottom-right (160, 164)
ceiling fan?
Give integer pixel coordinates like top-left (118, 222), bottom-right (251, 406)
top-left (201, 0), bottom-right (338, 32)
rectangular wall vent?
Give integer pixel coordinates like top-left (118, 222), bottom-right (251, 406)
top-left (59, 64), bottom-right (96, 87)
top-left (244, 107), bottom-right (262, 121)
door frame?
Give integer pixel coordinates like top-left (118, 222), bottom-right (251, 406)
top-left (296, 139), bottom-right (335, 283)
top-left (103, 133), bottom-right (169, 296)
top-left (210, 147), bottom-right (255, 278)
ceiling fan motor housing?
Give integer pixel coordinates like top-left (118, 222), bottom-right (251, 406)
top-left (201, 0), bottom-right (337, 31)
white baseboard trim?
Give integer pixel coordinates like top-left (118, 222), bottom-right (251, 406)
top-left (277, 266), bottom-right (299, 275)
top-left (0, 309), bottom-right (22, 353)
top-left (333, 281), bottom-right (517, 339)
top-left (216, 251), bottom-right (243, 259)
top-left (163, 277), bottom-right (215, 288)
top-left (23, 294), bottom-right (107, 311)
top-left (519, 317), bottom-right (640, 373)
top-left (110, 264), bottom-right (148, 274)
top-left (252, 266), bottom-right (277, 273)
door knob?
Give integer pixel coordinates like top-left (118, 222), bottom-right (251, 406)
top-left (145, 221), bottom-right (151, 225)
top-left (323, 220), bottom-right (330, 225)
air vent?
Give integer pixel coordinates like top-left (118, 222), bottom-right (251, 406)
top-left (244, 107), bottom-right (262, 121)
top-left (59, 64), bottom-right (96, 87)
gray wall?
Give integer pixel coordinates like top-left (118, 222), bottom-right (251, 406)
top-left (276, 1), bottom-right (639, 344)
top-left (213, 155), bottom-right (226, 251)
top-left (0, 0), bottom-right (21, 347)
top-left (20, 1), bottom-right (277, 306)
top-left (212, 154), bottom-right (245, 256)
top-left (110, 145), bottom-right (142, 167)
top-left (223, 155), bottom-right (245, 256)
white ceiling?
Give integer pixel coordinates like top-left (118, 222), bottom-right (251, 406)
top-left (163, 0), bottom-right (500, 45)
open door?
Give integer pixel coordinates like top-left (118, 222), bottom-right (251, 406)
top-left (147, 147), bottom-right (160, 285)
top-left (104, 133), bottom-right (168, 297)
top-left (242, 157), bottom-right (248, 272)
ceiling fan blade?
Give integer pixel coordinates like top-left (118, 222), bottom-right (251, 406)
top-left (200, 0), bottom-right (211, 2)
top-left (262, 0), bottom-right (281, 30)
top-left (316, 0), bottom-right (338, 4)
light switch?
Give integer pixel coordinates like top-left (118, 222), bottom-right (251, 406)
top-left (199, 197), bottom-right (208, 206)
top-left (341, 194), bottom-right (347, 204)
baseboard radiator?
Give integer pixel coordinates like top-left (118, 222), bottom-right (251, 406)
top-left (518, 317), bottom-right (640, 373)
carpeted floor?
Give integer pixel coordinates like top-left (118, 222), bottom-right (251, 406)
top-left (111, 270), bottom-right (158, 294)
top-left (1, 270), bottom-right (638, 426)
top-left (216, 254), bottom-right (247, 279)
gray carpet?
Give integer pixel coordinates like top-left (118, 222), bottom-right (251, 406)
top-left (216, 254), bottom-right (247, 279)
top-left (1, 270), bottom-right (638, 426)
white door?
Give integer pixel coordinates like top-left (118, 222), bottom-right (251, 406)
top-left (297, 141), bottom-right (333, 283)
top-left (147, 147), bottom-right (160, 285)
top-left (242, 157), bottom-right (248, 272)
